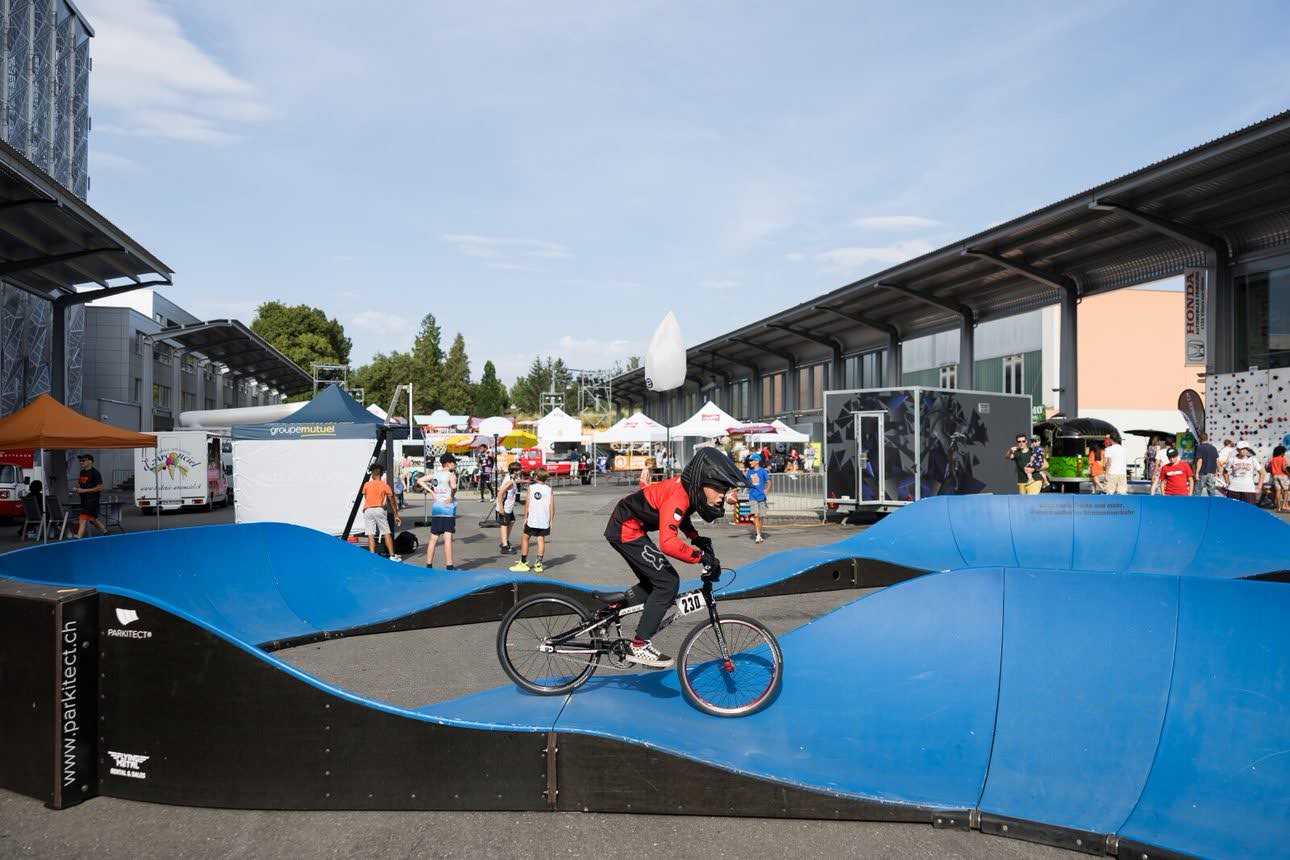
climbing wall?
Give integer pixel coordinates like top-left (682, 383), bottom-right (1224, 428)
top-left (1206, 369), bottom-right (1290, 456)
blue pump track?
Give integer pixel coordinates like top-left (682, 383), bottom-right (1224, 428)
top-left (2, 495), bottom-right (1288, 859)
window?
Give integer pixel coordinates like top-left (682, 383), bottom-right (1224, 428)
top-left (181, 392), bottom-right (196, 411)
top-left (939, 364), bottom-right (958, 388)
top-left (134, 332), bottom-right (144, 355)
top-left (1003, 354), bottom-right (1024, 394)
top-left (152, 384), bottom-right (171, 408)
top-left (156, 345), bottom-right (172, 366)
top-left (205, 398), bottom-right (215, 410)
top-left (1235, 263), bottom-right (1290, 369)
top-left (131, 378), bottom-right (141, 404)
top-left (0, 464), bottom-right (17, 484)
top-left (182, 355), bottom-right (197, 374)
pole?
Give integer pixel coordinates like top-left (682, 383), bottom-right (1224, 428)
top-left (342, 427), bottom-right (387, 540)
top-left (154, 453), bottom-right (160, 531)
top-left (408, 384), bottom-right (414, 441)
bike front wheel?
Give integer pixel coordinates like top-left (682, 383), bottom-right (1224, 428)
top-left (676, 614), bottom-right (783, 717)
top-left (497, 593), bottom-right (601, 695)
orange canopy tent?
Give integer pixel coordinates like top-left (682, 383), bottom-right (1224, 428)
top-left (0, 394), bottom-right (157, 450)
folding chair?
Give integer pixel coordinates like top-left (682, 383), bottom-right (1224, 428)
top-left (20, 494), bottom-right (45, 542)
top-left (44, 496), bottom-right (72, 541)
top-left (101, 498), bottom-right (127, 534)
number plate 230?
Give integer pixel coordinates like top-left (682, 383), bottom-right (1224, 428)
top-left (674, 592), bottom-right (704, 616)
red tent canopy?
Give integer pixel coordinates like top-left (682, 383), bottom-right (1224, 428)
top-left (0, 394), bottom-right (157, 450)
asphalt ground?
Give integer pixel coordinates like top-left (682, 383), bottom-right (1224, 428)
top-left (0, 482), bottom-right (1080, 858)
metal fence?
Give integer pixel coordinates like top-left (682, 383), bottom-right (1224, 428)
top-left (757, 472), bottom-right (824, 520)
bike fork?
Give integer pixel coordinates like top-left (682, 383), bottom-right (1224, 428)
top-left (704, 587), bottom-right (736, 674)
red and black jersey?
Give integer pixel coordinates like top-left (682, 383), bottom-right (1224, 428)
top-left (604, 477), bottom-right (702, 564)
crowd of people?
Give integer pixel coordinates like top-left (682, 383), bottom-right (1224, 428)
top-left (1007, 430), bottom-right (1287, 509)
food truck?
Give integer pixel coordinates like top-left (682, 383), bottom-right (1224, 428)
top-left (134, 431), bottom-right (229, 511)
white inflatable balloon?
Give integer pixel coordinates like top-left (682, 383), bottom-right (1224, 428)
top-left (644, 312), bottom-right (686, 392)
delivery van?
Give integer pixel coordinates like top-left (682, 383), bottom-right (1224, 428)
top-left (135, 431), bottom-right (229, 511)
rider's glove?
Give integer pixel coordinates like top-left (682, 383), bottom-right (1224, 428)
top-left (692, 536), bottom-right (714, 554)
top-left (700, 550), bottom-right (721, 581)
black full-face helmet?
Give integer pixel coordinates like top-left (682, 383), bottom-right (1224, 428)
top-left (680, 447), bottom-right (747, 522)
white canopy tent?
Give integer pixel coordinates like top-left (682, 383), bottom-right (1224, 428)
top-left (669, 400), bottom-right (742, 438)
top-left (535, 407), bottom-right (583, 448)
top-left (749, 419), bottom-right (811, 443)
top-left (594, 411), bottom-right (669, 443)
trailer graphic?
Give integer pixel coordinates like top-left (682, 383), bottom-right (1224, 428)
top-left (824, 387), bottom-right (1031, 509)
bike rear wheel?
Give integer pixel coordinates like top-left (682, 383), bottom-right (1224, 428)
top-left (497, 593), bottom-right (601, 695)
top-left (676, 614), bottom-right (783, 717)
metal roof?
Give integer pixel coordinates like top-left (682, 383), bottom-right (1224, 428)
top-left (154, 320), bottom-right (313, 395)
top-left (0, 138), bottom-right (171, 297)
top-left (613, 110), bottom-right (1290, 401)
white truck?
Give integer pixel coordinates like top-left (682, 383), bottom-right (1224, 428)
top-left (135, 431), bottom-right (230, 511)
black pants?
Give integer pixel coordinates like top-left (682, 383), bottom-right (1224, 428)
top-left (607, 537), bottom-right (679, 640)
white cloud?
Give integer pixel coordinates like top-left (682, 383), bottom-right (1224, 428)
top-left (487, 261), bottom-right (539, 272)
top-left (84, 0), bottom-right (269, 143)
top-left (440, 234), bottom-right (572, 264)
top-left (90, 150), bottom-right (144, 172)
top-left (333, 255), bottom-right (356, 263)
top-left (852, 215), bottom-right (941, 231)
top-left (698, 279), bottom-right (740, 290)
top-left (815, 239), bottom-right (939, 273)
top-left (784, 252), bottom-right (806, 262)
top-left (348, 310), bottom-right (415, 355)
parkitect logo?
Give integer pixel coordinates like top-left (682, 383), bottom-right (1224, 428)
top-left (107, 606), bottom-right (152, 640)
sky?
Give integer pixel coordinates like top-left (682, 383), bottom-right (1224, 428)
top-left (79, 0), bottom-right (1290, 384)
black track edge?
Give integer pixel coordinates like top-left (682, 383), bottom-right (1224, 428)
top-left (554, 731), bottom-right (954, 824)
top-left (978, 812), bottom-right (1105, 854)
top-left (1113, 837), bottom-right (1203, 860)
top-left (1244, 569), bottom-right (1290, 583)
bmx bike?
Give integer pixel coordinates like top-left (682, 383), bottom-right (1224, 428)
top-left (496, 568), bottom-right (783, 717)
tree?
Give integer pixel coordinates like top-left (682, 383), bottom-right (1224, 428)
top-left (473, 360), bottom-right (509, 417)
top-left (439, 334), bottom-right (474, 414)
top-left (610, 355), bottom-right (642, 376)
top-left (410, 313), bottom-right (445, 412)
top-left (351, 350), bottom-right (416, 413)
top-left (509, 356), bottom-right (574, 415)
top-left (251, 302), bottom-right (352, 370)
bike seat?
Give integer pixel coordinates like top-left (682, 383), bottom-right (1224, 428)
top-left (592, 590), bottom-right (628, 605)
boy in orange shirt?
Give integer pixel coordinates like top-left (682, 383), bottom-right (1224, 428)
top-left (361, 464), bottom-right (402, 561)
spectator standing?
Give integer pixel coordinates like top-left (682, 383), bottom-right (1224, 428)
top-left (478, 449), bottom-right (495, 501)
top-left (1223, 441), bottom-right (1266, 505)
top-left (360, 464), bottom-right (402, 561)
top-left (747, 452), bottom-right (769, 543)
top-left (1088, 443), bottom-right (1105, 493)
top-left (786, 448), bottom-right (801, 473)
top-left (639, 457), bottom-right (655, 490)
top-left (1216, 439), bottom-right (1236, 496)
top-left (1268, 445), bottom-right (1289, 513)
top-left (495, 461), bottom-right (522, 554)
top-left (509, 467), bottom-right (555, 573)
top-left (418, 453), bottom-right (458, 569)
top-left (1102, 437), bottom-right (1128, 495)
top-left (1152, 448), bottom-right (1194, 496)
top-left (1006, 433), bottom-right (1040, 494)
top-left (803, 445), bottom-right (817, 472)
top-left (1152, 441), bottom-right (1171, 494)
top-left (1193, 433), bottom-right (1220, 497)
top-left (1026, 435), bottom-right (1051, 489)
top-left (73, 453), bottom-right (108, 538)
top-left (1145, 437), bottom-right (1160, 487)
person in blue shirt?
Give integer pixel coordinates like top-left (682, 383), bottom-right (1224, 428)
top-left (746, 452), bottom-right (769, 543)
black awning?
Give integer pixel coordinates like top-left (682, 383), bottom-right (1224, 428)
top-left (614, 110), bottom-right (1290, 385)
top-left (0, 138), bottom-right (171, 296)
top-left (154, 320), bottom-right (312, 395)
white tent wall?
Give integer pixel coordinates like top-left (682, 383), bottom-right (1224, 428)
top-left (232, 437), bottom-right (375, 535)
top-left (536, 408), bottom-right (583, 448)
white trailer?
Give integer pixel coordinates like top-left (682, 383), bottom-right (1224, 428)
top-left (135, 431), bottom-right (230, 511)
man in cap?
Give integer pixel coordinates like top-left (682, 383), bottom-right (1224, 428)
top-left (73, 453), bottom-right (108, 538)
top-left (746, 452), bottom-right (769, 543)
top-left (1151, 447), bottom-right (1194, 497)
